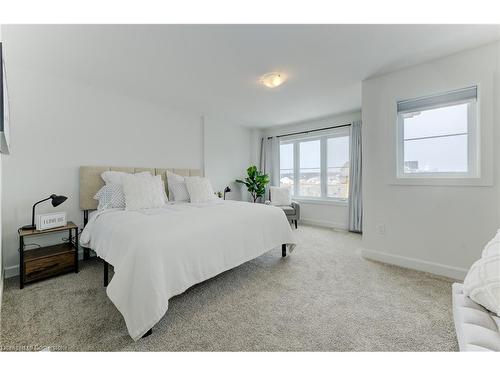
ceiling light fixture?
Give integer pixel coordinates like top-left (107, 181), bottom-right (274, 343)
top-left (260, 72), bottom-right (286, 88)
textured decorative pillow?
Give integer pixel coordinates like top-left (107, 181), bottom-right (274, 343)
top-left (270, 186), bottom-right (292, 206)
top-left (166, 171), bottom-right (190, 202)
top-left (101, 171), bottom-right (152, 186)
top-left (482, 229), bottom-right (500, 258)
top-left (464, 254), bottom-right (500, 315)
top-left (122, 175), bottom-right (167, 210)
top-left (185, 177), bottom-right (215, 204)
top-left (93, 183), bottom-right (126, 210)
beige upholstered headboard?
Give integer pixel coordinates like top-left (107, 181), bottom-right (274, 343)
top-left (79, 166), bottom-right (201, 210)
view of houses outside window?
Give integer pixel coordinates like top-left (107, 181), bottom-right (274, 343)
top-left (279, 143), bottom-right (294, 191)
top-left (299, 139), bottom-right (321, 196)
top-left (327, 136), bottom-right (349, 199)
top-left (279, 131), bottom-right (350, 200)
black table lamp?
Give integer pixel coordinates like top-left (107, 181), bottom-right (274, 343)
top-left (223, 186), bottom-right (231, 200)
top-left (22, 194), bottom-right (68, 230)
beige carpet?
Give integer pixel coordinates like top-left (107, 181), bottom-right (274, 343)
top-left (0, 225), bottom-right (458, 351)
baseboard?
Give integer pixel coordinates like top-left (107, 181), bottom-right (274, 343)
top-left (299, 218), bottom-right (348, 231)
top-left (0, 268), bottom-right (4, 314)
top-left (361, 248), bottom-right (468, 281)
top-left (4, 264), bottom-right (19, 278)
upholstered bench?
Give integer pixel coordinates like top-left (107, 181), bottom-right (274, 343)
top-left (452, 283), bottom-right (500, 351)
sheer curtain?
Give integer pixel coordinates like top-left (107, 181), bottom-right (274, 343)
top-left (348, 120), bottom-right (363, 233)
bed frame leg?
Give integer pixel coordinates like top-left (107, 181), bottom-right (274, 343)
top-left (142, 328), bottom-right (153, 338)
top-left (282, 244), bottom-right (286, 257)
top-left (83, 210), bottom-right (90, 260)
top-left (104, 261), bottom-right (109, 287)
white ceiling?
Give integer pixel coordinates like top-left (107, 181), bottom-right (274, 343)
top-left (3, 24), bottom-right (500, 127)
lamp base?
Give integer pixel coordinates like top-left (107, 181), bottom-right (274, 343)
top-left (21, 224), bottom-right (36, 231)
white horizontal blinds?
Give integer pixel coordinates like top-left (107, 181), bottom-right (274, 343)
top-left (397, 86), bottom-right (477, 113)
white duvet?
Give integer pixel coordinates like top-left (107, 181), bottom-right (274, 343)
top-left (80, 200), bottom-right (296, 340)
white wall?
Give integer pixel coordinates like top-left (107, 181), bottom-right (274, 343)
top-left (1, 63), bottom-right (204, 275)
top-left (249, 128), bottom-right (263, 168)
top-left (0, 25), bottom-right (3, 313)
top-left (361, 42), bottom-right (500, 280)
top-left (497, 42), bottom-right (500, 228)
top-left (1, 37), bottom-right (256, 276)
top-left (204, 116), bottom-right (253, 201)
top-left (263, 111), bottom-right (361, 229)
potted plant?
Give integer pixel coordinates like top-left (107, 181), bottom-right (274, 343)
top-left (236, 166), bottom-right (270, 203)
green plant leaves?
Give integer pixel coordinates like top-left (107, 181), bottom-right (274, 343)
top-left (235, 165), bottom-right (270, 202)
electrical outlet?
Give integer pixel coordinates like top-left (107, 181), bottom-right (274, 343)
top-left (377, 224), bottom-right (386, 235)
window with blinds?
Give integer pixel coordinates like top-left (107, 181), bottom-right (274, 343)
top-left (396, 86), bottom-right (478, 178)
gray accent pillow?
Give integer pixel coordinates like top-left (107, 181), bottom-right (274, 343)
top-left (94, 183), bottom-right (126, 210)
top-left (166, 171), bottom-right (191, 202)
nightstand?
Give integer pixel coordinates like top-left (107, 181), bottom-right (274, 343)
top-left (18, 222), bottom-right (79, 289)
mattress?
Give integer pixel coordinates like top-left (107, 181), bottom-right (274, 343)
top-left (452, 282), bottom-right (500, 351)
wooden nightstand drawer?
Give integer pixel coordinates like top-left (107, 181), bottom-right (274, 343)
top-left (24, 243), bottom-right (76, 283)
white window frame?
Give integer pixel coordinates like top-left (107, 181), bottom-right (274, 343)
top-left (396, 87), bottom-right (479, 179)
top-left (279, 127), bottom-right (350, 203)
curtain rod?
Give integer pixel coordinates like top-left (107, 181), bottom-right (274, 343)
top-left (267, 123), bottom-right (351, 139)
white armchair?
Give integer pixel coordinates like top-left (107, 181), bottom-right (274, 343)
top-left (265, 186), bottom-right (300, 229)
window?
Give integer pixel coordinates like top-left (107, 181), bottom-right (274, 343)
top-left (279, 143), bottom-right (294, 191)
top-left (279, 129), bottom-right (350, 201)
top-left (397, 86), bottom-right (478, 178)
top-left (327, 136), bottom-right (350, 199)
top-left (299, 139), bottom-right (321, 197)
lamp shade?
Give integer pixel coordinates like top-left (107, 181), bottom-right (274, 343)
top-left (50, 194), bottom-right (67, 207)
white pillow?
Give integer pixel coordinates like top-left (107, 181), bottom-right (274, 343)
top-left (122, 174), bottom-right (167, 210)
top-left (464, 229), bottom-right (500, 315)
top-left (464, 254), bottom-right (500, 315)
top-left (482, 229), bottom-right (500, 258)
top-left (166, 171), bottom-right (190, 202)
top-left (270, 186), bottom-right (292, 206)
top-left (101, 171), bottom-right (152, 186)
top-left (93, 183), bottom-right (126, 210)
top-left (185, 177), bottom-right (215, 204)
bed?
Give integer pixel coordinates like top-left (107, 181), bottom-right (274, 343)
top-left (79, 166), bottom-right (296, 340)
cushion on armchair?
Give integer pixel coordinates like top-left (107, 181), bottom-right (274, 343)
top-left (269, 186), bottom-right (292, 206)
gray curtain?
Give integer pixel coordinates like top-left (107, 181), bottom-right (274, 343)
top-left (259, 137), bottom-right (280, 200)
top-left (259, 137), bottom-right (269, 176)
top-left (348, 120), bottom-right (362, 233)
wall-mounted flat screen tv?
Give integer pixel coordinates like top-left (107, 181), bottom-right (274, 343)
top-left (0, 42), bottom-right (11, 154)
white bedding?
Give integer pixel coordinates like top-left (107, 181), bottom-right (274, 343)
top-left (80, 200), bottom-right (296, 340)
